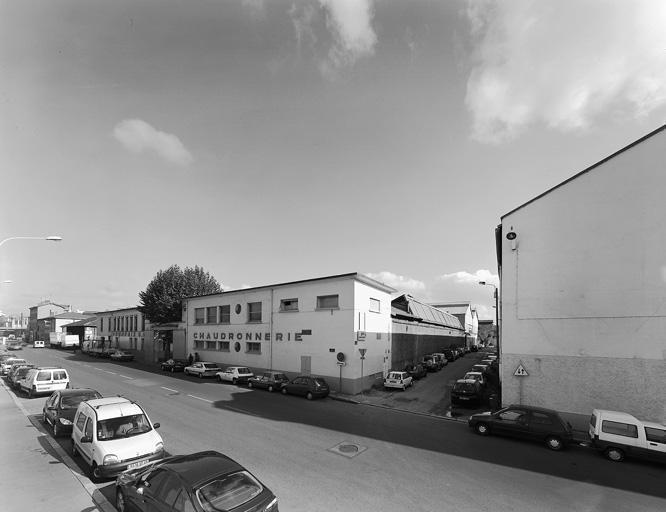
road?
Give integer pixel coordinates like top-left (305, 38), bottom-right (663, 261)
top-left (13, 347), bottom-right (666, 512)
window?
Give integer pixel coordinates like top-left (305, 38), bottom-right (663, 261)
top-left (317, 295), bottom-right (339, 309)
top-left (247, 302), bottom-right (262, 322)
top-left (369, 298), bottom-right (380, 312)
top-left (602, 420), bottom-right (638, 438)
top-left (76, 412), bottom-right (87, 431)
top-left (246, 342), bottom-right (261, 353)
top-left (158, 473), bottom-right (191, 511)
top-left (219, 305), bottom-right (230, 324)
top-left (280, 298), bottom-right (299, 312)
top-left (206, 307), bottom-right (217, 324)
top-left (218, 341), bottom-right (230, 351)
top-left (194, 308), bottom-right (205, 325)
top-left (645, 427), bottom-right (666, 444)
top-left (530, 412), bottom-right (553, 425)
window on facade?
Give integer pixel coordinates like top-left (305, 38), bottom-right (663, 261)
top-left (280, 298), bottom-right (299, 312)
top-left (247, 302), bottom-right (262, 322)
top-left (246, 342), bottom-right (261, 353)
top-left (219, 305), bottom-right (230, 324)
top-left (194, 308), bottom-right (205, 325)
top-left (206, 307), bottom-right (217, 324)
top-left (206, 341), bottom-right (217, 350)
top-left (219, 342), bottom-right (230, 351)
top-left (317, 295), bottom-right (339, 309)
top-left (369, 298), bottom-right (380, 313)
top-left (100, 318), bottom-right (104, 331)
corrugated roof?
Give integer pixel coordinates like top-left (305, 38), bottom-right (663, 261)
top-left (392, 294), bottom-right (463, 330)
top-left (430, 302), bottom-right (470, 315)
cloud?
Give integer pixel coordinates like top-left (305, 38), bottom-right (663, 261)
top-left (113, 119), bottom-right (193, 166)
top-left (465, 0), bottom-right (666, 144)
top-left (365, 271), bottom-right (426, 294)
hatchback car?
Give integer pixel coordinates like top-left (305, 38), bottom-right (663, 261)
top-left (115, 450), bottom-right (279, 512)
top-left (463, 371), bottom-right (487, 388)
top-left (217, 366), bottom-right (254, 384)
top-left (109, 350), bottom-right (135, 362)
top-left (404, 364), bottom-right (427, 380)
top-left (160, 359), bottom-right (188, 372)
top-left (384, 371), bottom-right (413, 391)
top-left (442, 349), bottom-right (457, 362)
top-left (281, 376), bottom-right (330, 400)
top-left (6, 340), bottom-right (22, 350)
top-left (468, 405), bottom-right (574, 451)
top-left (184, 362), bottom-right (221, 378)
top-left (1, 357), bottom-right (27, 376)
top-left (6, 363), bottom-right (35, 389)
top-left (451, 379), bottom-right (482, 406)
top-left (248, 372), bottom-right (290, 392)
top-left (42, 388), bottom-right (102, 437)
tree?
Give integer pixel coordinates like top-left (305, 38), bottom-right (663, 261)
top-left (138, 265), bottom-right (222, 324)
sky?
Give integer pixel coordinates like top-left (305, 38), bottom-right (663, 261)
top-left (1, 0), bottom-right (666, 322)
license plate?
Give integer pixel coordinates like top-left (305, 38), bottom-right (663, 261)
top-left (127, 459), bottom-right (151, 470)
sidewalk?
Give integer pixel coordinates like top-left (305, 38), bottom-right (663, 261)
top-left (0, 380), bottom-right (114, 512)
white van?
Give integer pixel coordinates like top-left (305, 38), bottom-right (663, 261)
top-left (71, 396), bottom-right (164, 481)
top-left (34, 340), bottom-right (45, 348)
top-left (19, 367), bottom-right (70, 399)
top-left (589, 409), bottom-right (666, 463)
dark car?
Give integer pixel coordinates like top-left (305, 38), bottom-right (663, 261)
top-left (421, 355), bottom-right (439, 372)
top-left (451, 379), bottom-right (482, 406)
top-left (248, 372), bottom-right (290, 392)
top-left (468, 405), bottom-right (574, 451)
top-left (442, 349), bottom-right (456, 362)
top-left (42, 388), bottom-right (102, 437)
top-left (161, 359), bottom-right (188, 372)
top-left (404, 364), bottom-right (427, 380)
top-left (7, 364), bottom-right (35, 389)
top-left (115, 450), bottom-right (278, 512)
top-left (281, 376), bottom-right (330, 400)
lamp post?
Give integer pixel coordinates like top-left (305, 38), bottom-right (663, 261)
top-left (479, 281), bottom-right (499, 363)
top-left (0, 236), bottom-right (63, 248)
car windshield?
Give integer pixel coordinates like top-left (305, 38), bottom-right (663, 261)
top-left (97, 414), bottom-right (151, 440)
top-left (196, 471), bottom-right (263, 511)
top-left (61, 393), bottom-right (100, 409)
top-left (454, 383), bottom-right (477, 392)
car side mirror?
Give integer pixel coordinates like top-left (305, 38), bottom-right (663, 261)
top-left (153, 423), bottom-right (160, 429)
top-left (81, 436), bottom-right (92, 443)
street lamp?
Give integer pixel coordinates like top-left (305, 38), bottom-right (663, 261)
top-left (0, 236), bottom-right (63, 248)
top-left (479, 281), bottom-right (500, 363)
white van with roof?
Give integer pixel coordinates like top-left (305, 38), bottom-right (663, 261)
top-left (588, 409), bottom-right (666, 463)
top-left (71, 396), bottom-right (164, 481)
top-left (19, 367), bottom-right (70, 398)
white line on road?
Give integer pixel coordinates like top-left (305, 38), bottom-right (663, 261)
top-left (119, 375), bottom-right (133, 379)
top-left (106, 371), bottom-right (116, 375)
top-left (188, 394), bottom-right (213, 403)
top-left (162, 387), bottom-right (179, 393)
top-left (225, 406), bottom-right (259, 417)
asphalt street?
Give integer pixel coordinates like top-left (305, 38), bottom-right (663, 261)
top-left (7, 346), bottom-right (666, 512)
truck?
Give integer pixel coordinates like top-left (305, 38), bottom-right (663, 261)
top-left (82, 339), bottom-right (113, 358)
top-left (49, 332), bottom-right (80, 349)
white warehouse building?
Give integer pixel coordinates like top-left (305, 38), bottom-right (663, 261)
top-left (184, 273), bottom-right (396, 394)
top-left (498, 124), bottom-right (666, 423)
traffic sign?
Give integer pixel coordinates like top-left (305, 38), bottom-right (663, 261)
top-left (514, 364), bottom-right (528, 376)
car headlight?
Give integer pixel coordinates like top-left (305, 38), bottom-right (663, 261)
top-left (155, 442), bottom-right (164, 453)
top-left (103, 454), bottom-right (120, 465)
top-left (263, 497), bottom-right (278, 511)
top-left (59, 417), bottom-right (73, 426)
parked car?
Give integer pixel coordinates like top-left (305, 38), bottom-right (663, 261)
top-left (184, 362), bottom-right (221, 378)
top-left (384, 371), bottom-right (413, 391)
top-left (20, 367), bottom-right (70, 399)
top-left (248, 372), bottom-right (290, 392)
top-left (6, 340), bottom-right (22, 350)
top-left (468, 405), bottom-right (574, 451)
top-left (430, 353), bottom-right (448, 368)
top-left (421, 355), bottom-right (440, 372)
top-left (588, 409), bottom-right (666, 463)
top-left (160, 359), bottom-right (188, 372)
top-left (34, 340), bottom-right (45, 348)
top-left (7, 364), bottom-right (35, 389)
top-left (463, 371), bottom-right (487, 388)
top-left (109, 350), bottom-right (135, 362)
top-left (454, 348), bottom-right (465, 358)
top-left (281, 376), bottom-right (330, 400)
top-left (115, 450), bottom-right (278, 512)
top-left (470, 345), bottom-right (479, 352)
top-left (1, 358), bottom-right (27, 376)
top-left (451, 379), bottom-right (482, 406)
top-left (42, 388), bottom-right (102, 437)
top-left (71, 396), bottom-right (164, 482)
top-left (442, 349), bottom-right (457, 362)
top-left (217, 366), bottom-right (254, 384)
top-left (404, 364), bottom-right (427, 380)
top-left (472, 364), bottom-right (490, 373)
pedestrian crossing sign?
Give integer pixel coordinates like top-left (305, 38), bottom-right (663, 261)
top-left (514, 364), bottom-right (528, 376)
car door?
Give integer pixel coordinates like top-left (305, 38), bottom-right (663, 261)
top-left (44, 392), bottom-right (58, 425)
top-left (492, 408), bottom-right (530, 438)
top-left (290, 377), bottom-right (306, 395)
top-left (128, 467), bottom-right (170, 512)
top-left (526, 411), bottom-right (558, 442)
top-left (645, 426), bottom-right (666, 462)
top-left (77, 415), bottom-right (96, 467)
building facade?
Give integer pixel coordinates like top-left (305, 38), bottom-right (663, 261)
top-left (184, 273), bottom-right (395, 394)
top-left (28, 301), bottom-right (71, 342)
top-left (498, 124), bottom-right (666, 423)
top-left (429, 301), bottom-right (478, 348)
top-left (96, 307), bottom-right (147, 357)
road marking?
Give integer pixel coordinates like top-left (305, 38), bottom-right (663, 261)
top-left (188, 394), bottom-right (213, 403)
top-left (83, 364), bottom-right (92, 368)
top-left (161, 387), bottom-right (179, 393)
top-left (94, 367), bottom-right (104, 371)
top-left (106, 371), bottom-right (116, 375)
top-left (119, 375), bottom-right (133, 379)
top-left (225, 406), bottom-right (259, 417)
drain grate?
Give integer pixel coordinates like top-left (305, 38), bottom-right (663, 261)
top-left (328, 440), bottom-right (368, 459)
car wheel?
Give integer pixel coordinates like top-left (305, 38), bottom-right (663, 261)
top-left (409, 380), bottom-right (414, 387)
top-left (248, 381), bottom-right (253, 388)
top-left (232, 378), bottom-right (238, 384)
top-left (545, 435), bottom-right (564, 451)
top-left (53, 420), bottom-right (60, 437)
top-left (91, 463), bottom-right (103, 483)
top-left (171, 367), bottom-right (175, 373)
top-left (198, 373), bottom-right (203, 379)
top-left (116, 489), bottom-right (128, 512)
top-left (605, 447), bottom-right (625, 462)
top-left (28, 386), bottom-right (35, 399)
top-left (475, 423), bottom-right (490, 436)
top-left (281, 387), bottom-right (288, 395)
top-left (184, 370), bottom-right (189, 376)
top-left (267, 385), bottom-right (274, 392)
top-left (42, 411), bottom-right (48, 423)
top-left (71, 440), bottom-right (79, 457)
top-left (217, 375), bottom-right (223, 382)
top-left (306, 391), bottom-right (314, 400)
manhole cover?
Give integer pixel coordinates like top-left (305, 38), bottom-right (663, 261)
top-left (338, 444), bottom-right (359, 453)
top-left (328, 440), bottom-right (368, 459)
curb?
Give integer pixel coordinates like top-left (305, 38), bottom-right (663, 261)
top-left (2, 381), bottom-right (116, 512)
